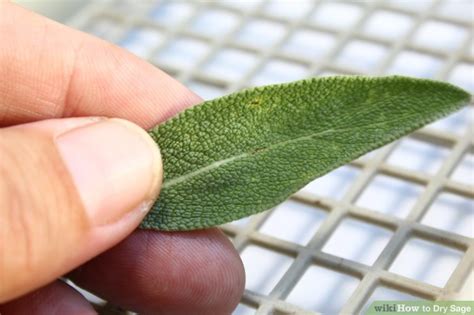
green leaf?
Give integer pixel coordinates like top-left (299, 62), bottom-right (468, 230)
top-left (141, 76), bottom-right (470, 231)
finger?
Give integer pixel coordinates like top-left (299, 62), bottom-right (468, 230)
top-left (0, 280), bottom-right (96, 315)
top-left (0, 117), bottom-right (162, 302)
top-left (0, 2), bottom-right (201, 128)
top-left (69, 229), bottom-right (245, 315)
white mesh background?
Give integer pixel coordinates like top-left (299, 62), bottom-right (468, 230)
top-left (65, 1), bottom-right (473, 314)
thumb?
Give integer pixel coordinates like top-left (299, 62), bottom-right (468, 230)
top-left (0, 117), bottom-right (162, 302)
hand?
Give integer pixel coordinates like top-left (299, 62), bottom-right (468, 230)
top-left (0, 2), bottom-right (244, 314)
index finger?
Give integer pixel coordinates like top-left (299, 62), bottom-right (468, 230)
top-left (0, 2), bottom-right (201, 128)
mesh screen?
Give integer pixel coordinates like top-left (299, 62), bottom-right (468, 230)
top-left (66, 0), bottom-right (473, 314)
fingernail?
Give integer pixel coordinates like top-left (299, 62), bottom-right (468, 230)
top-left (56, 118), bottom-right (162, 226)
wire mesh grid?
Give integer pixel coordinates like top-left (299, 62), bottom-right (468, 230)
top-left (65, 0), bottom-right (473, 314)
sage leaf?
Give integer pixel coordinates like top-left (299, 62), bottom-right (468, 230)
top-left (142, 76), bottom-right (470, 231)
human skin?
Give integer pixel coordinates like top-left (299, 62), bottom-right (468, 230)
top-left (0, 2), bottom-right (245, 314)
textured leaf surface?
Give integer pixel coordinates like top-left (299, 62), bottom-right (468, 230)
top-left (141, 76), bottom-right (470, 231)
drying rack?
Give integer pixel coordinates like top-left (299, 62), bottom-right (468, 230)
top-left (65, 0), bottom-right (473, 314)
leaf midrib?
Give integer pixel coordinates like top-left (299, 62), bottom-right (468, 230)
top-left (162, 126), bottom-right (358, 189)
top-left (162, 111), bottom-right (427, 189)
